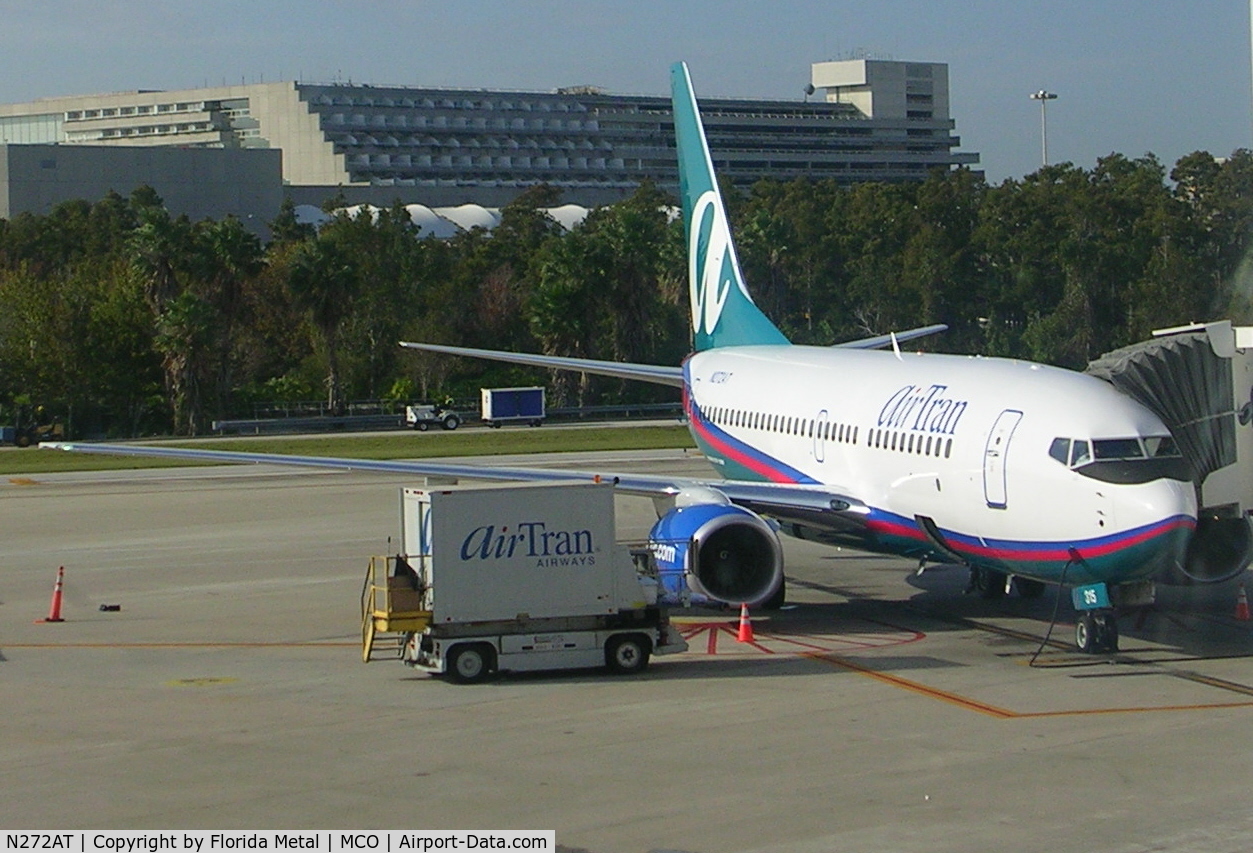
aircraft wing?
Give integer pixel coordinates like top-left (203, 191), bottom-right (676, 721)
top-left (834, 324), bottom-right (948, 350)
top-left (399, 341), bottom-right (685, 387)
top-left (39, 441), bottom-right (872, 534)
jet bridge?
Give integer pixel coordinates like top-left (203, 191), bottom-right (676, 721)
top-left (1086, 321), bottom-right (1253, 581)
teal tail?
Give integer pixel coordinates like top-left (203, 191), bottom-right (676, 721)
top-left (671, 62), bottom-right (789, 352)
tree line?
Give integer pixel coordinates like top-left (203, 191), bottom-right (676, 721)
top-left (3, 149), bottom-right (1253, 438)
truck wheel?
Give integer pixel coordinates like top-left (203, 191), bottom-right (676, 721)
top-left (448, 644), bottom-right (492, 684)
top-left (605, 634), bottom-right (651, 675)
top-left (15, 433), bottom-right (32, 448)
top-left (416, 421), bottom-right (430, 432)
top-left (441, 414), bottom-right (460, 430)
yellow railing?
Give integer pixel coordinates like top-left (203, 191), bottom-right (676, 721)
top-left (360, 555), bottom-right (432, 662)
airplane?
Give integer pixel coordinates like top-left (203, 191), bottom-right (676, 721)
top-left (45, 62), bottom-right (1229, 654)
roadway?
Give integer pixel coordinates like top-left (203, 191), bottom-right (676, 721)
top-left (4, 447), bottom-right (1253, 851)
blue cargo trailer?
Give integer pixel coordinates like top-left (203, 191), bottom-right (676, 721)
top-left (481, 386), bottom-right (545, 428)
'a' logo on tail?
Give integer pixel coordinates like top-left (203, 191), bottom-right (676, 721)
top-left (671, 62), bottom-right (790, 352)
top-left (689, 189), bottom-right (742, 337)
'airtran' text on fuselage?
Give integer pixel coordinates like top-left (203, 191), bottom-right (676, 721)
top-left (461, 522), bottom-right (594, 561)
top-left (878, 384), bottom-right (968, 435)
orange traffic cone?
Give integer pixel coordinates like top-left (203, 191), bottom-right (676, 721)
top-left (736, 602), bottom-right (754, 643)
top-left (1237, 583), bottom-right (1250, 621)
top-left (36, 566), bottom-right (65, 623)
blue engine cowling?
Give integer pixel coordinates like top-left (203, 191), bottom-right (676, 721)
top-left (648, 501), bottom-right (783, 606)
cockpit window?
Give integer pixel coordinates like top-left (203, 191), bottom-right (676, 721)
top-left (1070, 440), bottom-right (1091, 467)
top-left (1092, 438), bottom-right (1145, 460)
top-left (1144, 435), bottom-right (1181, 458)
top-left (1048, 438), bottom-right (1070, 464)
top-left (1048, 434), bottom-right (1188, 482)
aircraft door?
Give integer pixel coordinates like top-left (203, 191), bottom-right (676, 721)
top-left (983, 409), bottom-right (1023, 509)
top-left (814, 409), bottom-right (828, 463)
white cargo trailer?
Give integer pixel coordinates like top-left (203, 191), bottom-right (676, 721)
top-left (398, 482), bottom-right (686, 682)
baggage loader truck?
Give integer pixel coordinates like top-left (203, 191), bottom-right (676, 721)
top-left (396, 482), bottom-right (686, 682)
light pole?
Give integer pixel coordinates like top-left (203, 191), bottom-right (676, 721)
top-left (1030, 89), bottom-right (1058, 167)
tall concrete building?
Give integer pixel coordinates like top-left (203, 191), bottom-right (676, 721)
top-left (0, 60), bottom-right (979, 224)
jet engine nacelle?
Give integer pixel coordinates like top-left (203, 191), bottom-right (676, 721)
top-left (648, 501), bottom-right (783, 606)
top-left (1177, 513), bottom-right (1253, 583)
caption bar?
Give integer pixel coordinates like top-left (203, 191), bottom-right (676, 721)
top-left (3, 834), bottom-right (553, 853)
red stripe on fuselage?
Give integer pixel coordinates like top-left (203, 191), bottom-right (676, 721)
top-left (684, 389), bottom-right (796, 484)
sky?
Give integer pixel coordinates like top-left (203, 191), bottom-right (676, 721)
top-left (3, 0), bottom-right (1251, 184)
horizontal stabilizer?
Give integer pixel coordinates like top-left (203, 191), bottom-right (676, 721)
top-left (835, 324), bottom-right (948, 350)
top-left (399, 341), bottom-right (684, 387)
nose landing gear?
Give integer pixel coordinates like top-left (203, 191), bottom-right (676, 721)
top-left (1075, 610), bottom-right (1119, 654)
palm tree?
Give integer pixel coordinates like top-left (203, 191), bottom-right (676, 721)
top-left (286, 234), bottom-right (359, 415)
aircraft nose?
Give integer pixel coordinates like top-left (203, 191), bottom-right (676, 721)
top-left (1112, 476), bottom-right (1197, 576)
top-left (1117, 476), bottom-right (1196, 525)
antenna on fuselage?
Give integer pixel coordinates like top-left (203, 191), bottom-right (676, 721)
top-left (890, 331), bottom-right (902, 361)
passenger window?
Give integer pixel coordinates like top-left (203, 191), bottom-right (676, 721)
top-left (1049, 438), bottom-right (1070, 465)
top-left (1070, 440), bottom-right (1090, 467)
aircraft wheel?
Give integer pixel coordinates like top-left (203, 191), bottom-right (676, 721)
top-left (974, 567), bottom-right (1006, 600)
top-left (1075, 612), bottom-right (1117, 654)
top-left (1075, 614), bottom-right (1097, 653)
top-left (1098, 612), bottom-right (1119, 652)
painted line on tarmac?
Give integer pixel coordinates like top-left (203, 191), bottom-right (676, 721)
top-left (1, 641), bottom-right (357, 648)
top-left (672, 618), bottom-right (924, 656)
top-left (1169, 670), bottom-right (1253, 697)
top-left (808, 652), bottom-right (1017, 718)
top-left (808, 651), bottom-right (1253, 718)
top-left (1011, 700), bottom-right (1253, 718)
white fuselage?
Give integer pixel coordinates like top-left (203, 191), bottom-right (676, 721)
top-left (683, 345), bottom-right (1197, 585)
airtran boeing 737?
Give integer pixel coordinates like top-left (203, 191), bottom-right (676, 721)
top-left (47, 63), bottom-right (1213, 654)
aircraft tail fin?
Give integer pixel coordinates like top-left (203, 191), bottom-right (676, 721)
top-left (671, 62), bottom-right (789, 352)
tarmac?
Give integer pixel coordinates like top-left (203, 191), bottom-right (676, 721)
top-left (5, 446), bottom-right (1253, 852)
